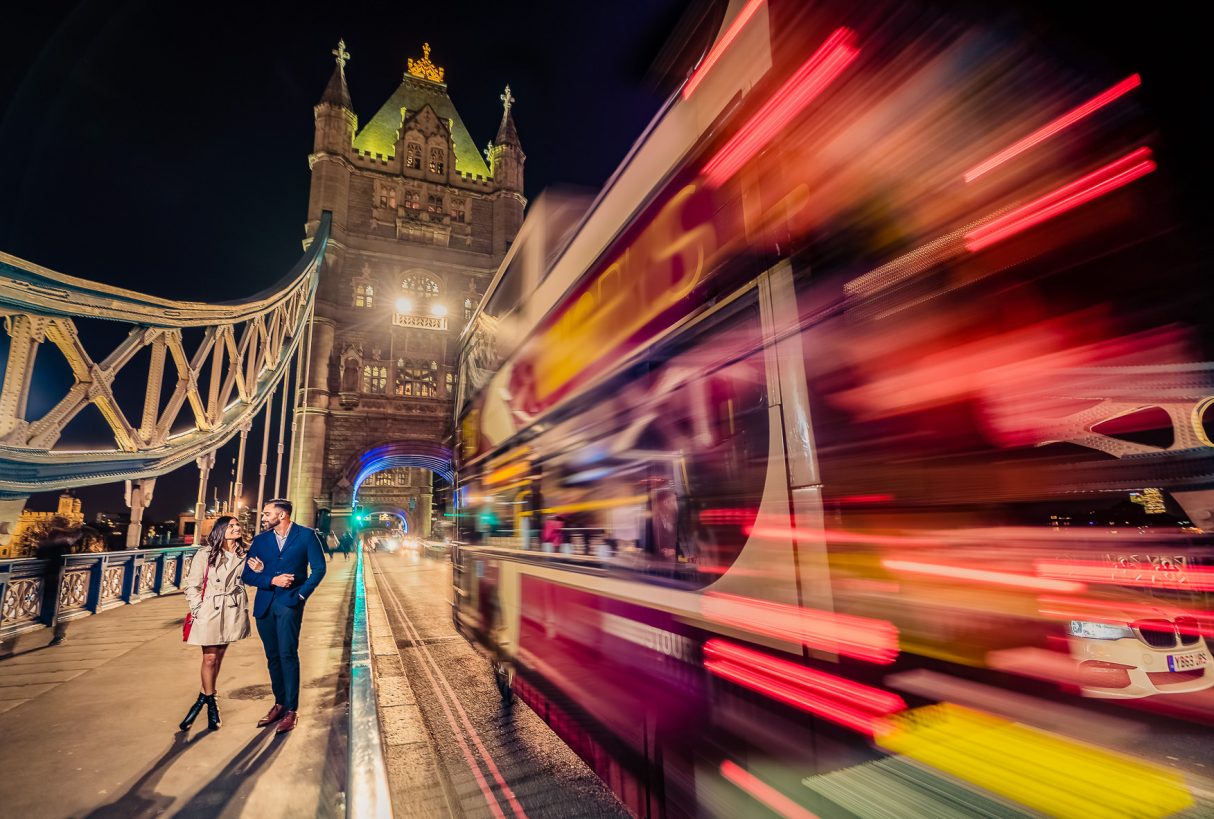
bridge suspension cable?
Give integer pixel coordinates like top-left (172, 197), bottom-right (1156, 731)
top-left (0, 212), bottom-right (331, 498)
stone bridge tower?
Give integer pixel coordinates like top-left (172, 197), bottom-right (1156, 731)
top-left (290, 41), bottom-right (524, 535)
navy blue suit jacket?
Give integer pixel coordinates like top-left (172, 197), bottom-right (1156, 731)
top-left (241, 523), bottom-right (327, 619)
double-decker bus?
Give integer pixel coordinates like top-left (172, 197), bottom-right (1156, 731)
top-left (452, 1), bottom-right (1213, 815)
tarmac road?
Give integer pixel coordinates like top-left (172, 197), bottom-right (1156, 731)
top-left (370, 546), bottom-right (628, 819)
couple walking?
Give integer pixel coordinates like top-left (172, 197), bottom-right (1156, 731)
top-left (178, 499), bottom-right (327, 734)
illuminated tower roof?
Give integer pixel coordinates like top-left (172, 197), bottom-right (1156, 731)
top-left (351, 43), bottom-right (491, 178)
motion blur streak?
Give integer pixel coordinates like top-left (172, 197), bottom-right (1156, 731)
top-left (719, 761), bottom-right (820, 819)
top-left (964, 147), bottom-right (1156, 251)
top-left (878, 703), bottom-right (1194, 818)
top-left (964, 74), bottom-right (1142, 182)
top-left (881, 558), bottom-right (1087, 593)
top-left (746, 524), bottom-right (939, 547)
top-left (681, 0), bottom-right (766, 99)
top-left (701, 28), bottom-right (858, 187)
top-left (702, 592), bottom-right (900, 663)
top-left (1036, 559), bottom-right (1214, 592)
top-left (703, 640), bottom-right (905, 736)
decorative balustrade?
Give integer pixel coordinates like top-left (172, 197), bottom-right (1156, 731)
top-left (0, 546), bottom-right (198, 639)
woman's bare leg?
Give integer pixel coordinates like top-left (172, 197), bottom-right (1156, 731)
top-left (212, 644), bottom-right (228, 689)
top-left (200, 646), bottom-right (221, 695)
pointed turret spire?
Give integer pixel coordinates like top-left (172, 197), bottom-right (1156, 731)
top-left (495, 84), bottom-right (520, 146)
top-left (319, 39), bottom-right (353, 109)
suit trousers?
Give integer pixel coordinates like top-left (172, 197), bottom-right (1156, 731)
top-left (255, 602), bottom-right (304, 710)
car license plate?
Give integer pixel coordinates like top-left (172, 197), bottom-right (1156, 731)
top-left (1167, 652), bottom-right (1208, 671)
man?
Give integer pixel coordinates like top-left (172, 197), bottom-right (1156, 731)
top-left (241, 499), bottom-right (327, 733)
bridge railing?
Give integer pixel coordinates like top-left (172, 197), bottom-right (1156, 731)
top-left (0, 546), bottom-right (198, 640)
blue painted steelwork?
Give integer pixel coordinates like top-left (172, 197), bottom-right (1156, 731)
top-left (0, 213), bottom-right (331, 494)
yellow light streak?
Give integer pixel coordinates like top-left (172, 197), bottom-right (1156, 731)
top-left (877, 703), bottom-right (1193, 818)
top-left (540, 495), bottom-right (647, 516)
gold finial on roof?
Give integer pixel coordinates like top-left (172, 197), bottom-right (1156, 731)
top-left (406, 42), bottom-right (445, 83)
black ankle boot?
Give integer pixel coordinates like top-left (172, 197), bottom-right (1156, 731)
top-left (180, 693), bottom-right (207, 731)
top-left (205, 693), bottom-right (221, 729)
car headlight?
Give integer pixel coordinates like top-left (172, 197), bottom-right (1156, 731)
top-left (1069, 620), bottom-right (1134, 640)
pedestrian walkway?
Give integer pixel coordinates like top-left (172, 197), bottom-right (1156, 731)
top-left (0, 559), bottom-right (355, 818)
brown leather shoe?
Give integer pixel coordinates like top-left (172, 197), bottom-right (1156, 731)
top-left (275, 710), bottom-right (298, 734)
top-left (257, 704), bottom-right (286, 728)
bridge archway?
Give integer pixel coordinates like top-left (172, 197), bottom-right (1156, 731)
top-left (339, 439), bottom-right (453, 539)
top-left (344, 439), bottom-right (454, 494)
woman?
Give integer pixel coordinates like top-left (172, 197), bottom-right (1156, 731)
top-left (179, 515), bottom-right (252, 731)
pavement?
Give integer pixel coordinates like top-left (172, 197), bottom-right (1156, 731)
top-left (0, 556), bottom-right (355, 818)
top-left (367, 545), bottom-right (628, 818)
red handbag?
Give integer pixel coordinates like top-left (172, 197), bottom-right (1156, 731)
top-left (182, 557), bottom-right (210, 642)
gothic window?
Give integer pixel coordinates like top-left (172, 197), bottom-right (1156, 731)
top-left (362, 365), bottom-right (388, 394)
top-left (401, 273), bottom-right (440, 301)
top-left (463, 297), bottom-right (474, 320)
top-left (449, 198), bottom-right (466, 223)
top-left (377, 186), bottom-right (398, 209)
top-left (368, 468), bottom-right (409, 487)
top-left (404, 190), bottom-right (421, 211)
top-left (429, 147), bottom-right (445, 175)
top-left (427, 194), bottom-right (443, 213)
top-left (395, 360), bottom-right (437, 397)
top-left (406, 142), bottom-right (422, 170)
top-left (353, 281), bottom-right (374, 308)
top-left (445, 371), bottom-right (455, 393)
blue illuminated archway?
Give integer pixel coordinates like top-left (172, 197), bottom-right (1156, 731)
top-left (345, 439), bottom-right (454, 499)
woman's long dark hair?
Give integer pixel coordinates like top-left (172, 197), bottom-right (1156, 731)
top-left (205, 516), bottom-right (248, 568)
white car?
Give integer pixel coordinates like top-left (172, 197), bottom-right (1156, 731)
top-left (1069, 612), bottom-right (1214, 698)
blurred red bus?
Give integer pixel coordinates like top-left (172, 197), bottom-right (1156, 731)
top-left (452, 0), bottom-right (1213, 815)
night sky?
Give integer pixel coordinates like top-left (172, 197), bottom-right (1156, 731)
top-left (2, 0), bottom-right (690, 522)
top-left (2, 1), bottom-right (1207, 525)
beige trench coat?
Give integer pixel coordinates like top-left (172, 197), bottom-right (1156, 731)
top-left (183, 547), bottom-right (252, 646)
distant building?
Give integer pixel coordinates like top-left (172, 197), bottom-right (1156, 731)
top-left (0, 494), bottom-right (84, 558)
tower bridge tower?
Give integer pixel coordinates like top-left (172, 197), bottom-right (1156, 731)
top-left (292, 40), bottom-right (524, 535)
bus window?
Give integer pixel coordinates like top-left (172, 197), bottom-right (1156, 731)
top-left (523, 295), bottom-right (769, 586)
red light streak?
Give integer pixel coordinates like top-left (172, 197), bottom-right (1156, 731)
top-left (702, 28), bottom-right (859, 187)
top-left (1036, 559), bottom-right (1214, 592)
top-left (699, 507), bottom-right (759, 524)
top-left (720, 761), bottom-right (821, 819)
top-left (832, 494), bottom-right (895, 505)
top-left (682, 0), bottom-right (766, 100)
top-left (964, 74), bottom-right (1142, 182)
top-left (703, 639), bottom-right (904, 735)
top-left (964, 147), bottom-right (1156, 251)
top-left (747, 524), bottom-right (940, 547)
top-left (882, 559), bottom-right (1086, 593)
top-left (703, 592), bottom-right (899, 664)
